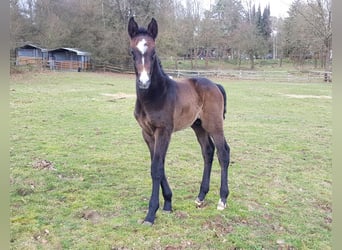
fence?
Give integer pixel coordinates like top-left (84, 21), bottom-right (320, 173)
top-left (48, 60), bottom-right (91, 71)
top-left (93, 63), bottom-right (134, 74)
top-left (165, 69), bottom-right (332, 82)
top-left (94, 62), bottom-right (332, 83)
top-left (11, 58), bottom-right (332, 83)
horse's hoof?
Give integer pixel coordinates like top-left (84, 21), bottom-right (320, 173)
top-left (217, 199), bottom-right (227, 211)
top-left (142, 221), bottom-right (153, 226)
top-left (195, 198), bottom-right (205, 208)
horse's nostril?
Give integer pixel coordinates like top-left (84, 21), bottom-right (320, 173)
top-left (138, 79), bottom-right (151, 89)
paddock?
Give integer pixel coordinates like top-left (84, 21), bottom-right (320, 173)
top-left (10, 72), bottom-right (332, 249)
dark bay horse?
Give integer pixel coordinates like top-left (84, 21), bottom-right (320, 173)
top-left (128, 17), bottom-right (230, 225)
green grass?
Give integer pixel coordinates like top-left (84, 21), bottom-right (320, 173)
top-left (10, 72), bottom-right (332, 249)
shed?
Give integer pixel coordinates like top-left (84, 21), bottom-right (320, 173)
top-left (48, 48), bottom-right (91, 71)
top-left (15, 43), bottom-right (48, 66)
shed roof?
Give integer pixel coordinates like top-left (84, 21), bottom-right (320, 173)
top-left (17, 43), bottom-right (48, 52)
top-left (49, 47), bottom-right (91, 56)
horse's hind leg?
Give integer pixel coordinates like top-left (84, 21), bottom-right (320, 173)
top-left (191, 122), bottom-right (215, 207)
top-left (211, 133), bottom-right (230, 210)
top-left (161, 176), bottom-right (172, 212)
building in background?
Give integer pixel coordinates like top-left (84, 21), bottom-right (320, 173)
top-left (15, 43), bottom-right (48, 67)
top-left (48, 48), bottom-right (91, 71)
top-left (15, 44), bottom-right (91, 71)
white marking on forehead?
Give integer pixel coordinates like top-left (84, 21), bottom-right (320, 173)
top-left (136, 38), bottom-right (148, 55)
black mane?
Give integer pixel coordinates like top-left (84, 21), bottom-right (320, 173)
top-left (155, 55), bottom-right (168, 79)
top-left (133, 28), bottom-right (154, 39)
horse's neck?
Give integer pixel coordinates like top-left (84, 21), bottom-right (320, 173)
top-left (138, 56), bottom-right (170, 101)
top-left (152, 56), bottom-right (168, 83)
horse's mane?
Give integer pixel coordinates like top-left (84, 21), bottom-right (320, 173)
top-left (155, 55), bottom-right (169, 79)
top-left (133, 28), bottom-right (154, 39)
top-left (137, 28), bottom-right (149, 35)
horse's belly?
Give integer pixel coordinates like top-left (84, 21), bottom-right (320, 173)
top-left (173, 107), bottom-right (201, 132)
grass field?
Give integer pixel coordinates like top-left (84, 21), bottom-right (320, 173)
top-left (10, 72), bottom-right (332, 249)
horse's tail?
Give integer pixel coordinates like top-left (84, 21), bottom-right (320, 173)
top-left (216, 84), bottom-right (227, 120)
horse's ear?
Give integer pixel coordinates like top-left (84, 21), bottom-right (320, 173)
top-left (128, 17), bottom-right (139, 38)
top-left (147, 18), bottom-right (158, 40)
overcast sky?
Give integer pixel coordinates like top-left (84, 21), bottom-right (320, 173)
top-left (201, 0), bottom-right (294, 18)
top-left (256, 0), bottom-right (293, 17)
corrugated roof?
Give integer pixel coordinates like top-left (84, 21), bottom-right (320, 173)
top-left (18, 43), bottom-right (48, 52)
top-left (49, 47), bottom-right (91, 56)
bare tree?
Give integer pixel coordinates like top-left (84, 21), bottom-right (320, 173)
top-left (10, 0), bottom-right (332, 71)
top-left (282, 0), bottom-right (332, 69)
top-left (231, 22), bottom-right (267, 69)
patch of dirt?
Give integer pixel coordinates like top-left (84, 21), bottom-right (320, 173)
top-left (276, 239), bottom-right (296, 250)
top-left (283, 94), bottom-right (331, 99)
top-left (15, 178), bottom-right (39, 196)
top-left (101, 92), bottom-right (135, 101)
top-left (81, 209), bottom-right (102, 224)
top-left (317, 202), bottom-right (332, 213)
top-left (16, 187), bottom-right (34, 196)
top-left (202, 215), bottom-right (234, 237)
top-left (32, 229), bottom-right (50, 245)
top-left (164, 240), bottom-right (195, 250)
top-left (32, 159), bottom-right (56, 171)
top-left (174, 211), bottom-right (189, 220)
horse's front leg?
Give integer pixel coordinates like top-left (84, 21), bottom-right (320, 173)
top-left (144, 127), bottom-right (172, 225)
top-left (142, 130), bottom-right (172, 214)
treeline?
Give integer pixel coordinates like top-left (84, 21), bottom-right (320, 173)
top-left (10, 0), bottom-right (331, 70)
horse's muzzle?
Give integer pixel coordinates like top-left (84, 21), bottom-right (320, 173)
top-left (137, 79), bottom-right (151, 89)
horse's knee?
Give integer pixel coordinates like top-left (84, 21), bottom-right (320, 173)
top-left (225, 141), bottom-right (230, 154)
top-left (204, 142), bottom-right (215, 160)
top-left (163, 190), bottom-right (172, 201)
top-left (225, 142), bottom-right (230, 164)
top-left (151, 161), bottom-right (165, 180)
top-left (217, 142), bottom-right (230, 167)
top-left (162, 183), bottom-right (172, 200)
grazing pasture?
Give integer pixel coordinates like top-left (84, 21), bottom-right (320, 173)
top-left (10, 72), bottom-right (332, 249)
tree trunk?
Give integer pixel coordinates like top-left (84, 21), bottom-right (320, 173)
top-left (238, 51), bottom-right (242, 69)
top-left (249, 53), bottom-right (255, 70)
top-left (194, 47), bottom-right (198, 69)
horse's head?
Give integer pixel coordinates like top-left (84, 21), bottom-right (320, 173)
top-left (128, 17), bottom-right (158, 90)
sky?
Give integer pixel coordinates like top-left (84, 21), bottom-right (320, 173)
top-left (256, 0), bottom-right (293, 18)
top-left (201, 0), bottom-right (294, 18)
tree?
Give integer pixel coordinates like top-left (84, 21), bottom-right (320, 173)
top-left (227, 1), bottom-right (269, 69)
top-left (10, 0), bottom-right (332, 71)
top-left (231, 22), bottom-right (268, 69)
top-left (281, 0), bottom-right (332, 69)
